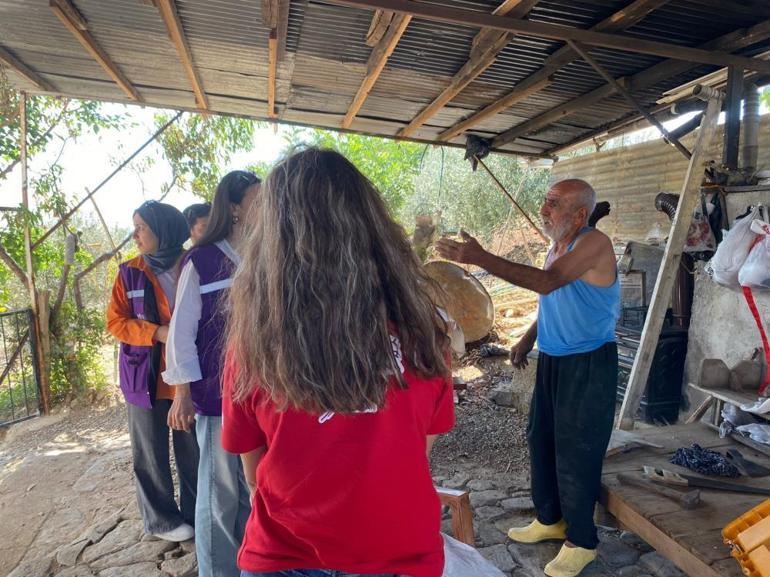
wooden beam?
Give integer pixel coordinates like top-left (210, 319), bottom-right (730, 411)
top-left (438, 73), bottom-right (552, 141)
top-left (50, 0), bottom-right (142, 101)
top-left (496, 17), bottom-right (770, 149)
top-left (268, 29), bottom-right (278, 118)
top-left (566, 40), bottom-right (692, 160)
top-left (0, 45), bottom-right (55, 92)
top-left (366, 10), bottom-right (395, 46)
top-left (397, 0), bottom-right (540, 137)
top-left (326, 0), bottom-right (770, 74)
top-left (617, 92), bottom-right (723, 430)
top-left (439, 0), bottom-right (668, 140)
top-left (155, 0), bottom-right (208, 109)
top-left (342, 13), bottom-right (411, 128)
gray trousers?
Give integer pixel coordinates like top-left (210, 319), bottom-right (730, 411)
top-left (126, 399), bottom-right (200, 534)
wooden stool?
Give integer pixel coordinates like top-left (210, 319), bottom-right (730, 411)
top-left (437, 486), bottom-right (475, 546)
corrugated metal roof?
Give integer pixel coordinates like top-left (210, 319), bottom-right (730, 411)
top-left (2, 0), bottom-right (770, 157)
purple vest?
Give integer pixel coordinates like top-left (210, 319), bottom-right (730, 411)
top-left (117, 263), bottom-right (162, 409)
top-left (185, 243), bottom-right (235, 416)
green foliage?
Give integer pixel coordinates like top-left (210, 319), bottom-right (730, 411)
top-left (279, 127), bottom-right (424, 214)
top-left (155, 113), bottom-right (258, 199)
top-left (49, 302), bottom-right (108, 402)
top-left (408, 147), bottom-right (549, 240)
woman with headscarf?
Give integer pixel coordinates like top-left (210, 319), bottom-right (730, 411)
top-left (164, 170), bottom-right (260, 577)
top-left (106, 200), bottom-right (200, 542)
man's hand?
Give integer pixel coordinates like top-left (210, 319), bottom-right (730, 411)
top-left (510, 338), bottom-right (534, 369)
top-left (153, 325), bottom-right (169, 343)
top-left (168, 384), bottom-right (196, 432)
top-left (435, 231), bottom-right (487, 265)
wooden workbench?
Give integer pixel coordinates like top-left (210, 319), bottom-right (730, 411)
top-left (600, 422), bottom-right (770, 577)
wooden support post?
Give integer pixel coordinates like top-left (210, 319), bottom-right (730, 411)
top-left (617, 92), bottom-right (723, 430)
top-left (566, 40), bottom-right (692, 160)
top-left (684, 397), bottom-right (713, 425)
top-left (19, 93), bottom-right (51, 414)
top-left (722, 66), bottom-right (743, 171)
top-left (437, 487), bottom-right (475, 546)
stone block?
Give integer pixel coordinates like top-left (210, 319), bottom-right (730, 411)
top-left (501, 496), bottom-right (534, 512)
top-left (474, 506), bottom-right (506, 521)
top-left (90, 540), bottom-right (176, 570)
top-left (638, 552), bottom-right (687, 577)
top-left (478, 544), bottom-right (516, 572)
top-left (470, 490), bottom-right (507, 508)
top-left (98, 562), bottom-right (164, 577)
top-left (160, 552), bottom-right (197, 577)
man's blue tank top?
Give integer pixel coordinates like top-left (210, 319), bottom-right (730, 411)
top-left (537, 228), bottom-right (620, 356)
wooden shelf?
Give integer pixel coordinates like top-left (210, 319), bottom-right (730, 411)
top-left (688, 383), bottom-right (769, 421)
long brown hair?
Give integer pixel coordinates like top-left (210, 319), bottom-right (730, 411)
top-left (227, 148), bottom-right (450, 412)
top-left (197, 170), bottom-right (260, 247)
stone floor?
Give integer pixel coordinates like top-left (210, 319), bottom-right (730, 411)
top-left (434, 472), bottom-right (688, 577)
top-left (1, 407), bottom-right (691, 577)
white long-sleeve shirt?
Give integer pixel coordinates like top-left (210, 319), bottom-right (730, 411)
top-left (162, 239), bottom-right (240, 385)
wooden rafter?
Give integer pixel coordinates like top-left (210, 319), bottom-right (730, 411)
top-left (438, 0), bottom-right (670, 142)
top-left (154, 0), bottom-right (208, 109)
top-left (262, 0), bottom-right (289, 119)
top-left (326, 0), bottom-right (770, 74)
top-left (566, 40), bottom-right (692, 160)
top-left (0, 45), bottom-right (55, 92)
top-left (397, 0), bottom-right (540, 138)
top-left (511, 17), bottom-right (770, 152)
top-left (342, 13), bottom-right (412, 128)
top-left (50, 0), bottom-right (141, 101)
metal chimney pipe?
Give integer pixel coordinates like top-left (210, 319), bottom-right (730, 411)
top-left (743, 84), bottom-right (760, 174)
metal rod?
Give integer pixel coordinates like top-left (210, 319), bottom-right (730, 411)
top-left (32, 111), bottom-right (183, 249)
top-left (566, 40), bottom-right (692, 161)
top-left (474, 156), bottom-right (548, 243)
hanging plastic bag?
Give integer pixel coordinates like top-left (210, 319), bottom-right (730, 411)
top-left (738, 219), bottom-right (770, 289)
top-left (441, 534), bottom-right (507, 577)
top-left (710, 206), bottom-right (763, 289)
top-left (684, 201), bottom-right (717, 253)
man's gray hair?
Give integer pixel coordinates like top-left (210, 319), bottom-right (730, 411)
top-left (554, 179), bottom-right (596, 223)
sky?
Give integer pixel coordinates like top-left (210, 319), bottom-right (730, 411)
top-left (0, 103), bottom-right (288, 230)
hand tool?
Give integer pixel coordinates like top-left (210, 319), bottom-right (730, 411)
top-left (726, 449), bottom-right (770, 478)
top-left (617, 472), bottom-right (700, 509)
top-left (644, 466), bottom-right (770, 495)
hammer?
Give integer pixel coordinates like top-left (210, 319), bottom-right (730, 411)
top-left (617, 473), bottom-right (701, 509)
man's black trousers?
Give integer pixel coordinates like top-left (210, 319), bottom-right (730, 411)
top-left (527, 342), bottom-right (618, 549)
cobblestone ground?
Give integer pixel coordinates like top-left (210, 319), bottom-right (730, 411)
top-left (433, 470), bottom-right (687, 577)
top-left (1, 407), bottom-right (687, 577)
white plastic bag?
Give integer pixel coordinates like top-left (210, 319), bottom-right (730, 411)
top-left (441, 534), bottom-right (507, 577)
top-left (710, 206), bottom-right (763, 289)
top-left (738, 219), bottom-right (770, 289)
top-left (684, 202), bottom-right (716, 253)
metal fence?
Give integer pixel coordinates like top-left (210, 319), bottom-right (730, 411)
top-left (0, 309), bottom-right (40, 426)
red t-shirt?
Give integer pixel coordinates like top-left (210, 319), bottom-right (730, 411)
top-left (221, 342), bottom-right (454, 577)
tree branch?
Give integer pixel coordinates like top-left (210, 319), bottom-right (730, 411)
top-left (0, 244), bottom-right (28, 286)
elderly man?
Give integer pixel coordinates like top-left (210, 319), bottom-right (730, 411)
top-left (436, 179), bottom-right (619, 577)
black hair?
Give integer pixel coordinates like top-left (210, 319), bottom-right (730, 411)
top-left (182, 203), bottom-right (211, 230)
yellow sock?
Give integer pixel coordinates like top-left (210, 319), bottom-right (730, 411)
top-left (544, 543), bottom-right (597, 577)
top-left (507, 518), bottom-right (567, 543)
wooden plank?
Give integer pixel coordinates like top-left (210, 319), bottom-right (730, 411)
top-left (617, 94), bottom-right (723, 430)
top-left (438, 0), bottom-right (669, 140)
top-left (495, 18), bottom-right (770, 148)
top-left (397, 0), bottom-right (540, 137)
top-left (342, 13), bottom-right (411, 128)
top-left (366, 10), bottom-right (395, 46)
top-left (155, 0), bottom-right (208, 109)
top-left (603, 489), bottom-right (725, 577)
top-left (685, 397), bottom-right (714, 424)
top-left (267, 29), bottom-right (278, 118)
top-left (0, 45), bottom-right (56, 92)
top-left (688, 383), bottom-right (767, 412)
top-left (437, 487), bottom-right (475, 546)
top-left (326, 0), bottom-right (770, 73)
top-left (49, 0), bottom-right (142, 101)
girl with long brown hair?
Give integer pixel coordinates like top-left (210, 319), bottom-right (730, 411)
top-left (221, 148), bottom-right (454, 577)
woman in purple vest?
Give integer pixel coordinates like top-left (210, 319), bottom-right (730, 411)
top-left (164, 171), bottom-right (261, 577)
top-left (106, 200), bottom-right (199, 542)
